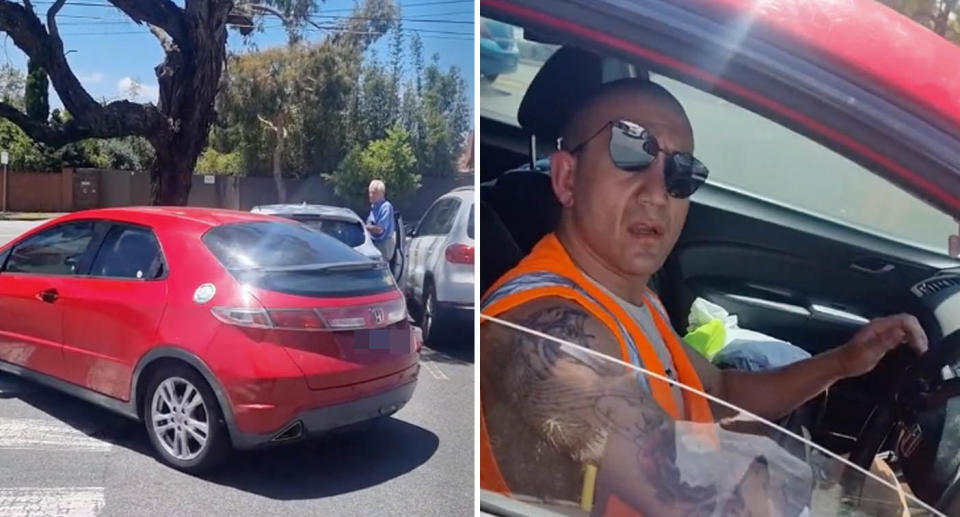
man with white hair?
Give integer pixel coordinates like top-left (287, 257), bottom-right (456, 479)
top-left (366, 179), bottom-right (396, 263)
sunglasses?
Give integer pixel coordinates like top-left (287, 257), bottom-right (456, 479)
top-left (559, 119), bottom-right (709, 199)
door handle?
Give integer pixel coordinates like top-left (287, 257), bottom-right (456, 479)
top-left (850, 258), bottom-right (895, 275)
top-left (35, 288), bottom-right (58, 303)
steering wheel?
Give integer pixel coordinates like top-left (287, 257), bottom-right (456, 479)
top-left (844, 277), bottom-right (960, 509)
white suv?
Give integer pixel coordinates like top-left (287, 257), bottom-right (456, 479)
top-left (404, 186), bottom-right (474, 343)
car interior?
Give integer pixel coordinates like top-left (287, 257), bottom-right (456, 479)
top-left (479, 17), bottom-right (960, 509)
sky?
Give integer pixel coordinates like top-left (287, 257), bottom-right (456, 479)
top-left (0, 0), bottom-right (474, 114)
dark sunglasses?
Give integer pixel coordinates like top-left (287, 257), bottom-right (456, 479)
top-left (559, 119), bottom-right (709, 199)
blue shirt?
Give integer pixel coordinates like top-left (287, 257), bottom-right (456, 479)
top-left (367, 199), bottom-right (394, 242)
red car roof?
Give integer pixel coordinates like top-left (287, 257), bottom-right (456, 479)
top-left (699, 0), bottom-right (960, 129)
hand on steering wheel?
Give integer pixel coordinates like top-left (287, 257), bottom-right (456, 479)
top-left (838, 314), bottom-right (929, 378)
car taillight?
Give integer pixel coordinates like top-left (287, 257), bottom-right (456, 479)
top-left (211, 297), bottom-right (407, 331)
top-left (411, 325), bottom-right (423, 353)
top-left (445, 243), bottom-right (474, 264)
top-left (210, 307), bottom-right (273, 329)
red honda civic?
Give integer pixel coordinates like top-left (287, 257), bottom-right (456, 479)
top-left (0, 207), bottom-right (421, 472)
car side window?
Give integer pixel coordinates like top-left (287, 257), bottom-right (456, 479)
top-left (90, 225), bottom-right (164, 280)
top-left (435, 199), bottom-right (462, 236)
top-left (418, 200), bottom-right (450, 236)
top-left (654, 74), bottom-right (956, 254)
top-left (4, 221), bottom-right (97, 275)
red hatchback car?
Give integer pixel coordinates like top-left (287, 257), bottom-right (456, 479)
top-left (0, 207), bottom-right (420, 472)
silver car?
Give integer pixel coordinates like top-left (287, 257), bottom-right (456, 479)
top-left (404, 187), bottom-right (475, 343)
top-left (250, 203), bottom-right (383, 261)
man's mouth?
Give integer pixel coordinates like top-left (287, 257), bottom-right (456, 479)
top-left (627, 222), bottom-right (664, 239)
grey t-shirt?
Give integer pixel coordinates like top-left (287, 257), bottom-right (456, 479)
top-left (585, 277), bottom-right (686, 414)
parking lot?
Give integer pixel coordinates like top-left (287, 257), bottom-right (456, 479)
top-left (0, 220), bottom-right (474, 517)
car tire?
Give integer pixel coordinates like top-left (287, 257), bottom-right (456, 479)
top-left (143, 364), bottom-right (231, 474)
top-left (422, 282), bottom-right (446, 345)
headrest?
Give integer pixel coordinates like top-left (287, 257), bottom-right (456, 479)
top-left (517, 47), bottom-right (650, 143)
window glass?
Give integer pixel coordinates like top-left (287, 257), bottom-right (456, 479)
top-left (479, 17), bottom-right (558, 126)
top-left (4, 222), bottom-right (95, 275)
top-left (467, 204), bottom-right (475, 240)
top-left (293, 216), bottom-right (365, 248)
top-left (90, 225), bottom-right (163, 279)
top-left (436, 199), bottom-right (462, 236)
top-left (203, 221), bottom-right (393, 297)
top-left (418, 200), bottom-right (450, 236)
top-left (655, 74), bottom-right (956, 254)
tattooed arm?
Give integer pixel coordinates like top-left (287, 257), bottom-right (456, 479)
top-left (482, 298), bottom-right (737, 516)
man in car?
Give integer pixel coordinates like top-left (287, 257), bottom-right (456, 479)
top-left (479, 78), bottom-right (929, 515)
top-left (366, 179), bottom-right (396, 263)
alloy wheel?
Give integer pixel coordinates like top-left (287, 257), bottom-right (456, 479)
top-left (150, 377), bottom-right (210, 461)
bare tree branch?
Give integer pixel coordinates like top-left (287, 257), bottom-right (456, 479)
top-left (244, 3), bottom-right (326, 32)
top-left (45, 0), bottom-right (66, 40)
top-left (0, 99), bottom-right (166, 147)
top-left (107, 0), bottom-right (187, 47)
top-left (0, 1), bottom-right (170, 146)
top-left (148, 24), bottom-right (178, 54)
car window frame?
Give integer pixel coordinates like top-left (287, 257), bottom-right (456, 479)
top-left (1, 220), bottom-right (105, 278)
top-left (84, 222), bottom-right (169, 281)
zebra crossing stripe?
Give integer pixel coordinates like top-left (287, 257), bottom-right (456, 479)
top-left (0, 418), bottom-right (111, 452)
top-left (0, 487), bottom-right (105, 517)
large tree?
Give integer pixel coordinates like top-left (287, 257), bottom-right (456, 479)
top-left (215, 0), bottom-right (394, 193)
top-left (0, 0), bottom-right (333, 204)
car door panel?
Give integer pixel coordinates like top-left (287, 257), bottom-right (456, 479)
top-left (661, 183), bottom-right (953, 351)
top-left (0, 274), bottom-right (67, 377)
top-left (60, 278), bottom-right (167, 400)
top-left (59, 224), bottom-right (168, 400)
top-left (0, 220), bottom-right (102, 378)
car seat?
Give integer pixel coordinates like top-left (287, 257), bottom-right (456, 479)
top-left (480, 200), bottom-right (523, 296)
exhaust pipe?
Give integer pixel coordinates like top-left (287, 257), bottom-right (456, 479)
top-left (271, 421), bottom-right (304, 442)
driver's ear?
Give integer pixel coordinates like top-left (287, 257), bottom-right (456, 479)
top-left (551, 150), bottom-right (577, 207)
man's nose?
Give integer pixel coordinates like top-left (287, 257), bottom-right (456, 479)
top-left (634, 157), bottom-right (670, 206)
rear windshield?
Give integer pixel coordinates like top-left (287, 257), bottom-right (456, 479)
top-left (292, 216), bottom-right (365, 248)
top-left (203, 221), bottom-right (393, 297)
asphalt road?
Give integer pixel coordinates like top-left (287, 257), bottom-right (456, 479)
top-left (0, 220), bottom-right (475, 517)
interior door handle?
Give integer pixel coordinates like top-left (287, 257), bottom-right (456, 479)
top-left (850, 258), bottom-right (895, 275)
top-left (35, 288), bottom-right (58, 303)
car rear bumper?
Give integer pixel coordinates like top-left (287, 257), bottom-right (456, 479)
top-left (230, 376), bottom-right (418, 449)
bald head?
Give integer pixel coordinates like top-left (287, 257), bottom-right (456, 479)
top-left (561, 79), bottom-right (693, 155)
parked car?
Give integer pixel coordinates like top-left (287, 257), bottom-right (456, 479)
top-left (0, 207), bottom-right (420, 473)
top-left (404, 186), bottom-right (475, 344)
top-left (479, 0), bottom-right (960, 514)
top-left (251, 203), bottom-right (382, 262)
top-left (480, 18), bottom-right (520, 82)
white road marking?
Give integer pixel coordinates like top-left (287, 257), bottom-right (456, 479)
top-left (0, 418), bottom-right (111, 452)
top-left (0, 487), bottom-right (105, 517)
top-left (421, 359), bottom-right (449, 381)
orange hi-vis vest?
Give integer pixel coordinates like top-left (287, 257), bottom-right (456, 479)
top-left (479, 233), bottom-right (714, 513)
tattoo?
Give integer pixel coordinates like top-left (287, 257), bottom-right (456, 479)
top-left (486, 303), bottom-right (723, 513)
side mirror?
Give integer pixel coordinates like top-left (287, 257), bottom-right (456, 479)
top-left (405, 223), bottom-right (418, 237)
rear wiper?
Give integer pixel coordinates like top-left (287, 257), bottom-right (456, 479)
top-left (229, 260), bottom-right (380, 273)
